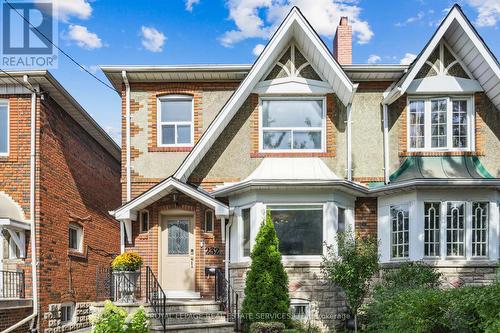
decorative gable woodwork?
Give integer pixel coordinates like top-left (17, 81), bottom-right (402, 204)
top-left (263, 43), bottom-right (322, 82)
top-left (415, 41), bottom-right (471, 80)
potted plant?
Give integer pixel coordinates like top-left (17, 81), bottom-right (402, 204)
top-left (111, 252), bottom-right (143, 303)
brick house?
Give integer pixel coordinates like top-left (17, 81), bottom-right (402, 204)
top-left (102, 4), bottom-right (499, 331)
top-left (0, 71), bottom-right (121, 332)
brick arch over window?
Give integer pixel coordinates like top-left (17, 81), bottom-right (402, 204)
top-left (148, 89), bottom-right (202, 152)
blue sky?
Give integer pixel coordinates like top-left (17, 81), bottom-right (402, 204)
top-left (21, 0), bottom-right (500, 144)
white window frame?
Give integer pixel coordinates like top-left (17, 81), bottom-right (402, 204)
top-left (157, 95), bottom-right (194, 147)
top-left (68, 224), bottom-right (83, 253)
top-left (266, 203), bottom-right (325, 260)
top-left (423, 202), bottom-right (441, 258)
top-left (471, 202), bottom-right (488, 258)
top-left (290, 299), bottom-right (311, 320)
top-left (390, 204), bottom-right (410, 259)
top-left (204, 210), bottom-right (214, 233)
top-left (0, 100), bottom-right (9, 157)
top-left (407, 96), bottom-right (474, 152)
top-left (60, 303), bottom-right (75, 324)
top-left (139, 210), bottom-right (149, 233)
top-left (240, 205), bottom-right (252, 259)
top-left (445, 201), bottom-right (466, 258)
top-left (259, 96), bottom-right (327, 153)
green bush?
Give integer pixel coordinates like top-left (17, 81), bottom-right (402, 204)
top-left (379, 261), bottom-right (442, 289)
top-left (285, 320), bottom-right (322, 333)
top-left (90, 300), bottom-right (149, 333)
top-left (242, 212), bottom-right (290, 329)
top-left (250, 322), bottom-right (286, 333)
top-left (364, 283), bottom-right (500, 333)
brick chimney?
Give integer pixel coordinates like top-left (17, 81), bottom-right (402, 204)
top-left (333, 16), bottom-right (352, 65)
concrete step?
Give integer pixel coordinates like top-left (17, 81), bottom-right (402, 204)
top-left (163, 300), bottom-right (221, 313)
top-left (159, 311), bottom-right (227, 326)
top-left (151, 322), bottom-right (235, 333)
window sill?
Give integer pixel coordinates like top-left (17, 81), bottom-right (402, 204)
top-left (149, 146), bottom-right (193, 152)
top-left (68, 249), bottom-right (86, 259)
top-left (381, 259), bottom-right (497, 268)
top-left (400, 151), bottom-right (482, 157)
top-left (251, 152), bottom-right (334, 158)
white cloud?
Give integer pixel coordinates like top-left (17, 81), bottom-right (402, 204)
top-left (395, 11), bottom-right (425, 27)
top-left (252, 43), bottom-right (265, 56)
top-left (36, 0), bottom-right (92, 22)
top-left (400, 52), bottom-right (417, 65)
top-left (105, 126), bottom-right (121, 144)
top-left (367, 54), bottom-right (381, 64)
top-left (185, 0), bottom-right (201, 12)
top-left (465, 0), bottom-right (500, 27)
top-left (219, 0), bottom-right (373, 47)
top-left (82, 65), bottom-right (99, 74)
top-left (67, 24), bottom-right (103, 49)
top-left (140, 26), bottom-right (166, 52)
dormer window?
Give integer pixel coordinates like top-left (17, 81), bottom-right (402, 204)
top-left (408, 97), bottom-right (473, 151)
top-left (260, 97), bottom-right (325, 152)
top-left (157, 95), bottom-right (194, 147)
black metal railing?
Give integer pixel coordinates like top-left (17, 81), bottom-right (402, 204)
top-left (0, 270), bottom-right (25, 299)
top-left (146, 266), bottom-right (167, 330)
top-left (96, 266), bottom-right (142, 302)
top-left (96, 266), bottom-right (113, 300)
top-left (215, 269), bottom-right (240, 331)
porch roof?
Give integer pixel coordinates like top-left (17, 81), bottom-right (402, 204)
top-left (0, 192), bottom-right (29, 229)
top-left (112, 177), bottom-right (229, 221)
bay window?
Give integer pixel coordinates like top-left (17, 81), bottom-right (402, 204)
top-left (390, 205), bottom-right (409, 259)
top-left (446, 202), bottom-right (465, 257)
top-left (242, 208), bottom-right (251, 257)
top-left (472, 202), bottom-right (488, 257)
top-left (424, 202), bottom-right (440, 257)
top-left (0, 100), bottom-right (8, 155)
top-left (268, 205), bottom-right (323, 256)
top-left (408, 97), bottom-right (473, 151)
top-left (157, 95), bottom-right (193, 146)
top-left (260, 98), bottom-right (325, 151)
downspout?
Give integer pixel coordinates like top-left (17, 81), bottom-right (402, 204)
top-left (346, 104), bottom-right (352, 181)
top-left (121, 71), bottom-right (131, 254)
top-left (224, 213), bottom-right (234, 281)
top-left (382, 103), bottom-right (390, 184)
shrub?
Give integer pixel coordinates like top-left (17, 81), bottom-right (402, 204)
top-left (242, 212), bottom-right (290, 329)
top-left (90, 300), bottom-right (149, 333)
top-left (285, 320), bottom-right (322, 333)
top-left (322, 232), bottom-right (378, 331)
top-left (250, 322), bottom-right (286, 333)
top-left (379, 261), bottom-right (442, 289)
top-left (112, 252), bottom-right (143, 271)
top-left (364, 283), bottom-right (500, 333)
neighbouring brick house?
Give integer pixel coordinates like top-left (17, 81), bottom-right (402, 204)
top-left (102, 4), bottom-right (499, 331)
top-left (0, 71), bottom-right (121, 332)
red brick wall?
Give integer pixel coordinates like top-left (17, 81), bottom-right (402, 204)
top-left (37, 97), bottom-right (121, 330)
top-left (0, 305), bottom-right (33, 332)
top-left (354, 197), bottom-right (377, 238)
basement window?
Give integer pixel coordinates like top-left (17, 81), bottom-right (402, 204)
top-left (61, 303), bottom-right (74, 324)
top-left (290, 299), bottom-right (311, 320)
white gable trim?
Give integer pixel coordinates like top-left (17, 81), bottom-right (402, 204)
top-left (253, 77), bottom-right (332, 94)
top-left (174, 7), bottom-right (354, 182)
top-left (113, 177), bottom-right (229, 220)
top-left (407, 75), bottom-right (483, 94)
top-left (384, 5), bottom-right (500, 108)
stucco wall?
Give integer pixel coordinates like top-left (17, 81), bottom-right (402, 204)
top-left (476, 93), bottom-right (500, 177)
top-left (351, 92), bottom-right (384, 178)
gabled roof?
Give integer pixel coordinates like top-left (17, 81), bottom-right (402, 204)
top-left (383, 4), bottom-right (500, 109)
top-left (174, 6), bottom-right (356, 181)
top-left (112, 177), bottom-right (229, 220)
top-left (0, 70), bottom-right (120, 160)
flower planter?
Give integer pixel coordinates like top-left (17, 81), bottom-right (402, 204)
top-left (113, 271), bottom-right (140, 303)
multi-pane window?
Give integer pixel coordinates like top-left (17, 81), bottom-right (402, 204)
top-left (446, 202), bottom-right (465, 256)
top-left (472, 202), bottom-right (488, 257)
top-left (409, 100), bottom-right (425, 148)
top-left (242, 208), bottom-right (251, 257)
top-left (408, 97), bottom-right (472, 151)
top-left (261, 99), bottom-right (325, 151)
top-left (158, 95), bottom-right (193, 146)
top-left (390, 205), bottom-right (409, 258)
top-left (205, 210), bottom-right (214, 233)
top-left (424, 202), bottom-right (440, 257)
top-left (0, 100), bottom-right (8, 155)
top-left (269, 205), bottom-right (323, 256)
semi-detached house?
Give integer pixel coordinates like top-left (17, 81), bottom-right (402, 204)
top-left (102, 4), bottom-right (500, 331)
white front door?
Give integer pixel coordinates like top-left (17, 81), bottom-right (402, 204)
top-left (160, 216), bottom-right (196, 297)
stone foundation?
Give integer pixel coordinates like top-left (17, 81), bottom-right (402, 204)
top-left (229, 261), bottom-right (349, 332)
top-left (43, 302), bottom-right (92, 333)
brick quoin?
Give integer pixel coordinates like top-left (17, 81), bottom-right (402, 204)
top-left (354, 197), bottom-right (378, 238)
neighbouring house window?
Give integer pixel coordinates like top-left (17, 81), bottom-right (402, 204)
top-left (0, 100), bottom-right (8, 155)
top-left (472, 202), bottom-right (488, 257)
top-left (205, 210), bottom-right (214, 233)
top-left (337, 207), bottom-right (345, 233)
top-left (446, 202), bottom-right (465, 257)
top-left (290, 299), bottom-right (311, 320)
top-left (269, 205), bottom-right (323, 256)
top-left (139, 210), bottom-right (149, 233)
top-left (60, 304), bottom-right (74, 323)
top-left (260, 98), bottom-right (325, 151)
top-left (424, 202), bottom-right (440, 257)
top-left (391, 205), bottom-right (409, 259)
top-left (158, 95), bottom-right (193, 146)
top-left (408, 97), bottom-right (472, 151)
top-left (242, 208), bottom-right (251, 257)
top-left (68, 224), bottom-right (83, 252)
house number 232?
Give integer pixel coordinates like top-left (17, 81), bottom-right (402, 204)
top-left (205, 247), bottom-right (221, 256)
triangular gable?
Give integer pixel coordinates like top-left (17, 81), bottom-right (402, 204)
top-left (384, 4), bottom-right (500, 109)
top-left (175, 7), bottom-right (356, 181)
